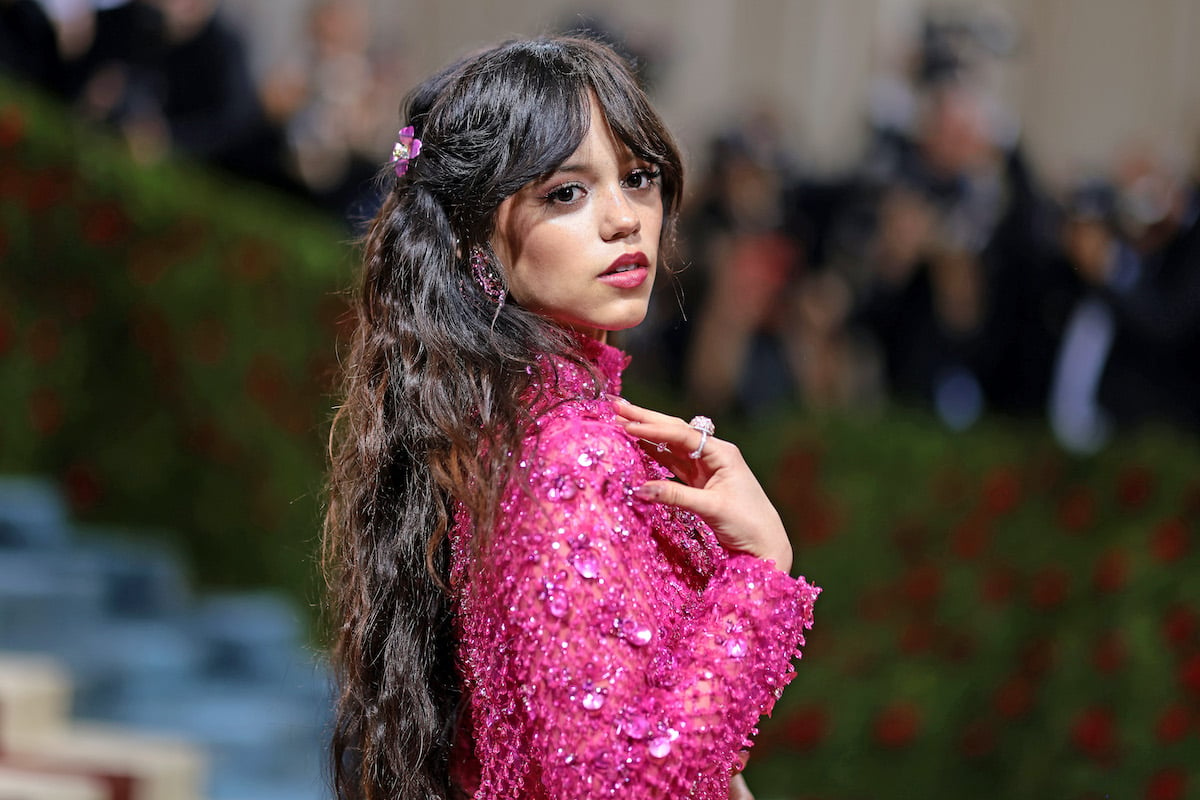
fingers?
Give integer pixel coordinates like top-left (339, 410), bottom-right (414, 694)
top-left (623, 418), bottom-right (709, 455)
top-left (635, 479), bottom-right (720, 518)
top-left (609, 397), bottom-right (686, 428)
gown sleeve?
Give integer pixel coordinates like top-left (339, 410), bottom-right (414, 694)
top-left (459, 413), bottom-right (819, 799)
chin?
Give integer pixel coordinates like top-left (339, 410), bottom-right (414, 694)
top-left (556, 303), bottom-right (650, 336)
top-left (597, 308), bottom-right (650, 333)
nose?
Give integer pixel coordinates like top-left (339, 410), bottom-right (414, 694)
top-left (600, 185), bottom-right (641, 241)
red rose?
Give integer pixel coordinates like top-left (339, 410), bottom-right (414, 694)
top-left (1116, 465), bottom-right (1154, 510)
top-left (1154, 704), bottom-right (1190, 744)
top-left (783, 705), bottom-right (829, 751)
top-left (62, 462), bottom-right (103, 512)
top-left (1020, 637), bottom-right (1057, 677)
top-left (1092, 549), bottom-right (1129, 593)
top-left (993, 676), bottom-right (1034, 719)
top-left (1163, 606), bottom-right (1198, 650)
top-left (797, 499), bottom-right (838, 545)
top-left (775, 446), bottom-right (821, 495)
top-left (81, 203), bottom-right (129, 246)
top-left (28, 386), bottom-right (64, 436)
top-left (959, 719), bottom-right (996, 759)
top-left (26, 167), bottom-right (71, 211)
top-left (902, 563), bottom-right (942, 608)
top-left (1178, 653), bottom-right (1200, 696)
top-left (1057, 486), bottom-right (1095, 533)
top-left (951, 514), bottom-right (990, 560)
top-left (1030, 567), bottom-right (1070, 609)
top-left (245, 354), bottom-right (288, 409)
top-left (1070, 707), bottom-right (1115, 760)
top-left (227, 238), bottom-right (281, 283)
top-left (1151, 519), bottom-right (1190, 563)
top-left (873, 702), bottom-right (921, 748)
top-left (0, 104), bottom-right (26, 147)
top-left (1146, 768), bottom-right (1187, 800)
top-left (982, 466), bottom-right (1021, 516)
top-left (0, 308), bottom-right (12, 356)
top-left (1091, 632), bottom-right (1126, 674)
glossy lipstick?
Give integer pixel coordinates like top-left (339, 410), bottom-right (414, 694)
top-left (599, 252), bottom-right (650, 289)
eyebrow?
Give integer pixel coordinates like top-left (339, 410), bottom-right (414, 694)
top-left (542, 152), bottom-right (645, 181)
top-left (546, 162), bottom-right (589, 177)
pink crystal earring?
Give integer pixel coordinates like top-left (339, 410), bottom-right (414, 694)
top-left (470, 246), bottom-right (506, 307)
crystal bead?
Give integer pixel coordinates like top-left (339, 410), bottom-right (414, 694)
top-left (622, 713), bottom-right (650, 739)
top-left (582, 690), bottom-right (605, 711)
top-left (571, 549), bottom-right (600, 579)
top-left (546, 594), bottom-right (568, 618)
top-left (648, 735), bottom-right (671, 759)
top-left (622, 620), bottom-right (653, 646)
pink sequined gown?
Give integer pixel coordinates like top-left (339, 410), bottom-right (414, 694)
top-left (450, 337), bottom-right (819, 799)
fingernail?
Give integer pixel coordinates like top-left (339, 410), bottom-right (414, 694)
top-left (634, 484), bottom-right (658, 500)
top-left (605, 393), bottom-right (627, 405)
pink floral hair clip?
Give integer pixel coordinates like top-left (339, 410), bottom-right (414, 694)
top-left (391, 125), bottom-right (422, 177)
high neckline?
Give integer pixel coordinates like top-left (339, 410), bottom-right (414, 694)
top-left (573, 333), bottom-right (630, 392)
top-left (530, 332), bottom-right (630, 403)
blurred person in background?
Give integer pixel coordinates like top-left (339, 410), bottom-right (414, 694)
top-left (0, 0), bottom-right (68, 93)
top-left (259, 0), bottom-right (402, 222)
top-left (1073, 143), bottom-right (1200, 439)
top-left (1045, 178), bottom-right (1128, 452)
top-left (26, 0), bottom-right (291, 186)
top-left (835, 11), bottom-right (1057, 429)
top-left (678, 110), bottom-right (807, 418)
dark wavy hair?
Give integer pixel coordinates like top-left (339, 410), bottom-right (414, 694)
top-left (323, 36), bottom-right (684, 800)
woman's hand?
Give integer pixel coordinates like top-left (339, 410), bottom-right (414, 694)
top-left (614, 399), bottom-right (793, 573)
top-left (728, 773), bottom-right (755, 800)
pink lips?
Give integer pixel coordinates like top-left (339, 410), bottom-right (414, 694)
top-left (599, 252), bottom-right (650, 289)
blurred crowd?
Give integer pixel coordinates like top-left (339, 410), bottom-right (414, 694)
top-left (1, 0), bottom-right (400, 219)
top-left (634, 12), bottom-right (1200, 453)
top-left (3, 1), bottom-right (1197, 451)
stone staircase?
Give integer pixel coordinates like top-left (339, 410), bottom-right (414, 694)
top-left (0, 477), bottom-right (332, 800)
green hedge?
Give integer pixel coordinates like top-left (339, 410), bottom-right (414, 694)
top-left (4, 77), bottom-right (1200, 798)
top-left (0, 76), bottom-right (353, 603)
top-left (745, 413), bottom-right (1200, 799)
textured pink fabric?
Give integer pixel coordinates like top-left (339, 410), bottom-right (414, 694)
top-left (450, 337), bottom-right (819, 799)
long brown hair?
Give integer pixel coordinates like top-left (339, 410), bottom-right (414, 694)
top-left (323, 36), bottom-right (684, 800)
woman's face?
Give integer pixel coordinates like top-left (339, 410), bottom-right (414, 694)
top-left (491, 95), bottom-right (665, 341)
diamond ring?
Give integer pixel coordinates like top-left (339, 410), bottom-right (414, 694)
top-left (687, 415), bottom-right (715, 459)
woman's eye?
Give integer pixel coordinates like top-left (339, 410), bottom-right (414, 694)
top-left (545, 184), bottom-right (584, 204)
top-left (624, 168), bottom-right (662, 190)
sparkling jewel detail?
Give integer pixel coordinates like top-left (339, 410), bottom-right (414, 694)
top-left (447, 334), bottom-right (819, 798)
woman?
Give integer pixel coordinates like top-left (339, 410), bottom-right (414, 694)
top-left (324, 35), bottom-right (819, 800)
